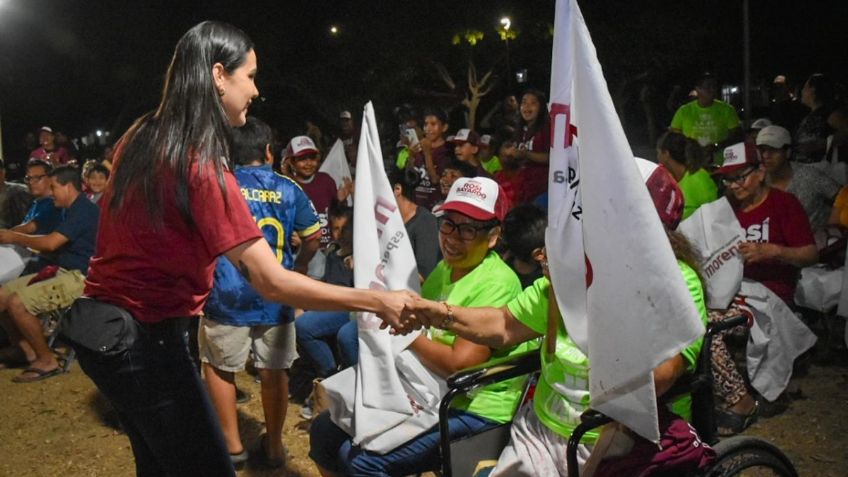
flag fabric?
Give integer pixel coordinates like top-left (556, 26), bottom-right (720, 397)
top-left (545, 0), bottom-right (705, 442)
top-left (318, 138), bottom-right (353, 205)
top-left (321, 102), bottom-right (446, 453)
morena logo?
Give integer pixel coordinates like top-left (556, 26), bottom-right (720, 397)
top-left (297, 137), bottom-right (313, 147)
top-left (724, 149), bottom-right (738, 162)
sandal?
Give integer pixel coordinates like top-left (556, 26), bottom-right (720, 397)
top-left (252, 433), bottom-right (285, 469)
top-left (716, 401), bottom-right (758, 436)
top-left (11, 366), bottom-right (62, 383)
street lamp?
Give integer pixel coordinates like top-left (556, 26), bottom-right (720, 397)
top-left (329, 25), bottom-right (339, 36)
top-left (499, 17), bottom-right (512, 90)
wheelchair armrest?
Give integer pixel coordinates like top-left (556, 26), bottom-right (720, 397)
top-left (446, 349), bottom-right (541, 392)
top-left (706, 313), bottom-right (748, 336)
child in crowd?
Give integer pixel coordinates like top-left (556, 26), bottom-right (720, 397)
top-left (85, 164), bottom-right (110, 206)
top-left (500, 90), bottom-right (551, 203)
top-left (284, 135), bottom-right (353, 249)
top-left (502, 204), bottom-right (547, 289)
top-left (433, 158), bottom-right (477, 216)
top-left (404, 108), bottom-right (452, 210)
top-left (450, 128), bottom-right (490, 177)
top-left (478, 134), bottom-right (503, 175)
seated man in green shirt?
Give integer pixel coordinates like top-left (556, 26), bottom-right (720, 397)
top-left (404, 167), bottom-right (713, 476)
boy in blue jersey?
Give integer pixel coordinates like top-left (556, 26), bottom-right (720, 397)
top-left (200, 117), bottom-right (321, 468)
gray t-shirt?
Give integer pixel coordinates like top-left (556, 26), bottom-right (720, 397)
top-left (787, 163), bottom-right (841, 230)
top-left (405, 206), bottom-right (441, 279)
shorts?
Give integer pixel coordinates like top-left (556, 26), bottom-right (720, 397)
top-left (2, 268), bottom-right (86, 315)
top-left (198, 316), bottom-right (297, 372)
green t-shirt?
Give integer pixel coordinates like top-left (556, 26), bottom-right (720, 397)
top-left (679, 169), bottom-right (718, 220)
top-left (506, 261), bottom-right (707, 443)
top-left (422, 251), bottom-right (537, 423)
top-left (396, 148), bottom-right (411, 169)
top-left (481, 155), bottom-right (503, 175)
top-left (670, 100), bottom-right (740, 160)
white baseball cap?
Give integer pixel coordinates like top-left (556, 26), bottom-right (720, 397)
top-left (756, 125), bottom-right (792, 149)
top-left (285, 135), bottom-right (319, 158)
top-left (441, 177), bottom-right (509, 222)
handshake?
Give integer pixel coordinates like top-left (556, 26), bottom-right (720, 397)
top-left (374, 291), bottom-right (452, 335)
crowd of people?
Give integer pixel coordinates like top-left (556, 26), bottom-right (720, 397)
top-left (0, 18), bottom-right (846, 477)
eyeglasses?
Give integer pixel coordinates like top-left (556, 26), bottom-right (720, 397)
top-left (439, 218), bottom-right (494, 241)
top-left (721, 167), bottom-right (756, 186)
top-left (24, 174), bottom-right (47, 184)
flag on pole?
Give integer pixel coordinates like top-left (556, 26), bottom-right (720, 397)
top-left (321, 102), bottom-right (446, 453)
top-left (318, 138), bottom-right (353, 205)
top-left (546, 0), bottom-right (705, 442)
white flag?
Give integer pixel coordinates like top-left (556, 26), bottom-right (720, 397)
top-left (546, 0), bottom-right (704, 442)
top-left (322, 102), bottom-right (446, 453)
top-left (319, 139), bottom-right (353, 205)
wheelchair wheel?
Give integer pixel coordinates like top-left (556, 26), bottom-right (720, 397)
top-left (704, 436), bottom-right (798, 477)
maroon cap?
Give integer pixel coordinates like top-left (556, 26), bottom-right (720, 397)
top-left (645, 165), bottom-right (684, 230)
top-left (441, 177), bottom-right (510, 222)
top-left (713, 142), bottom-right (760, 176)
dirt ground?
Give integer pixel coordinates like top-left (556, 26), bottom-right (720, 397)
top-left (1, 353), bottom-right (846, 477)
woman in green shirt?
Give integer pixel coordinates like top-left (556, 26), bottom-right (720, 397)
top-left (309, 177), bottom-right (537, 476)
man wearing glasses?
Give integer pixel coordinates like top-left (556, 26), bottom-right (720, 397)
top-left (13, 160), bottom-right (62, 238)
top-left (0, 166), bottom-right (99, 382)
top-left (714, 143), bottom-right (818, 306)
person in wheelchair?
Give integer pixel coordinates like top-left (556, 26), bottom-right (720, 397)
top-left (309, 177), bottom-right (539, 476)
top-left (405, 165), bottom-right (714, 476)
top-left (0, 166), bottom-right (99, 382)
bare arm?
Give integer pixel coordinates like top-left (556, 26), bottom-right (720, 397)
top-left (0, 230), bottom-right (68, 252)
top-left (292, 232), bottom-right (320, 275)
top-left (10, 221), bottom-right (37, 234)
top-left (517, 148), bottom-right (549, 165)
top-left (408, 298), bottom-right (541, 348)
top-left (739, 242), bottom-right (818, 268)
top-left (409, 334), bottom-right (491, 378)
top-left (224, 237), bottom-right (414, 328)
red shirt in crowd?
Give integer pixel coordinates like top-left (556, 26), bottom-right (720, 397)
top-left (734, 188), bottom-right (815, 304)
top-left (84, 161), bottom-right (262, 323)
top-left (30, 146), bottom-right (73, 166)
top-left (515, 125), bottom-right (550, 203)
top-left (295, 171), bottom-right (338, 247)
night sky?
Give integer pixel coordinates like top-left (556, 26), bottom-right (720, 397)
top-left (1, 0), bottom-right (845, 167)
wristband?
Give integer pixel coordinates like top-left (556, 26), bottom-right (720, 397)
top-left (439, 301), bottom-right (454, 329)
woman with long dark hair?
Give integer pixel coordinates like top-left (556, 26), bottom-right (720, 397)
top-left (500, 89), bottom-right (551, 203)
top-left (74, 21), bottom-right (412, 476)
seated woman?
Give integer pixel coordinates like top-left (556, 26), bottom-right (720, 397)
top-left (309, 177), bottom-right (537, 476)
top-left (714, 142), bottom-right (818, 306)
top-left (402, 165), bottom-right (714, 476)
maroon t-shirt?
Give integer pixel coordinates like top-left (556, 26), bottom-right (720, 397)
top-left (84, 160), bottom-right (262, 323)
top-left (295, 171), bottom-right (338, 247)
top-left (30, 147), bottom-right (72, 166)
top-left (734, 188), bottom-right (815, 304)
top-left (516, 125), bottom-right (551, 203)
top-left (411, 143), bottom-right (451, 210)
